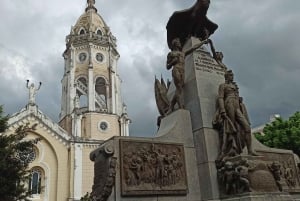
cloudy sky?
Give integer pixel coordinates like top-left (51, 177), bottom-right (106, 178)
top-left (0, 0), bottom-right (300, 137)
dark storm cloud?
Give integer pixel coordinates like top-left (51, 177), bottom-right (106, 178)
top-left (0, 0), bottom-right (300, 136)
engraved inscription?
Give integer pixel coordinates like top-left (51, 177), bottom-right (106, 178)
top-left (194, 52), bottom-right (225, 75)
top-left (120, 140), bottom-right (187, 196)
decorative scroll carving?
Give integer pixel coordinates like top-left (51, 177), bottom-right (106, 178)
top-left (120, 140), bottom-right (187, 196)
top-left (90, 143), bottom-right (116, 201)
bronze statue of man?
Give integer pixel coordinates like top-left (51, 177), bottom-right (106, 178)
top-left (166, 38), bottom-right (209, 112)
top-left (217, 70), bottom-right (257, 157)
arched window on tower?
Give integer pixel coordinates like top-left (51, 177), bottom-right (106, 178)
top-left (95, 77), bottom-right (107, 109)
top-left (28, 168), bottom-right (43, 197)
top-left (78, 93), bottom-right (88, 108)
top-left (79, 28), bottom-right (86, 35)
top-left (96, 29), bottom-right (102, 36)
top-left (76, 77), bottom-right (88, 108)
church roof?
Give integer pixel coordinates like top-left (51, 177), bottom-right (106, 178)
top-left (7, 105), bottom-right (71, 145)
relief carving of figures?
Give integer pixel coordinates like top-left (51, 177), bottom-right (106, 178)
top-left (213, 70), bottom-right (258, 160)
top-left (216, 150), bottom-right (300, 194)
top-left (217, 159), bottom-right (251, 195)
top-left (166, 38), bottom-right (209, 113)
top-left (120, 140), bottom-right (187, 196)
top-left (283, 161), bottom-right (296, 188)
top-left (268, 161), bottom-right (284, 191)
top-left (283, 163), bottom-right (296, 188)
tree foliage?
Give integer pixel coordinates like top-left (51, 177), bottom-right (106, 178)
top-left (80, 192), bottom-right (92, 201)
top-left (255, 112), bottom-right (300, 156)
top-left (0, 106), bottom-right (40, 201)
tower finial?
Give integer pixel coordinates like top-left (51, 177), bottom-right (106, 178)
top-left (86, 0), bottom-right (97, 12)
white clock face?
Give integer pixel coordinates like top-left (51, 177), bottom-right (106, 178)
top-left (78, 52), bottom-right (87, 62)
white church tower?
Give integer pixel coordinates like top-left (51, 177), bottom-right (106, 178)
top-left (59, 0), bottom-right (130, 140)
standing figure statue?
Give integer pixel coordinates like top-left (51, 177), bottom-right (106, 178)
top-left (26, 80), bottom-right (42, 105)
top-left (213, 70), bottom-right (257, 159)
top-left (166, 38), bottom-right (209, 112)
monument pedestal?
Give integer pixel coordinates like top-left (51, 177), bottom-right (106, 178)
top-left (183, 37), bottom-right (226, 200)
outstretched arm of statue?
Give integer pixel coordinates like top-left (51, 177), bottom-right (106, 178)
top-left (26, 80), bottom-right (29, 88)
top-left (184, 39), bottom-right (209, 56)
top-left (37, 82), bottom-right (42, 90)
top-left (207, 39), bottom-right (217, 59)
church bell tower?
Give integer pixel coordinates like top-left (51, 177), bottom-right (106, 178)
top-left (59, 0), bottom-right (130, 140)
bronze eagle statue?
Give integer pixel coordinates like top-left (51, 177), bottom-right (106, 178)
top-left (166, 0), bottom-right (218, 49)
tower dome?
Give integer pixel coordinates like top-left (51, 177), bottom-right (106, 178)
top-left (64, 0), bottom-right (117, 55)
top-left (73, 3), bottom-right (108, 36)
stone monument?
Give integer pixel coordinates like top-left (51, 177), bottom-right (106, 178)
top-left (89, 1), bottom-right (300, 201)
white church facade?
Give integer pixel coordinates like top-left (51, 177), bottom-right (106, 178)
top-left (5, 1), bottom-right (130, 200)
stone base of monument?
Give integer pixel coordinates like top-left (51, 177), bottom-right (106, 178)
top-left (90, 109), bottom-right (202, 201)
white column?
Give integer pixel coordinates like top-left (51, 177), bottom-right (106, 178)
top-left (106, 84), bottom-right (110, 111)
top-left (71, 113), bottom-right (75, 137)
top-left (120, 118), bottom-right (124, 136)
top-left (125, 119), bottom-right (130, 136)
top-left (74, 114), bottom-right (82, 137)
top-left (88, 67), bottom-right (95, 111)
top-left (69, 48), bottom-right (76, 114)
top-left (119, 117), bottom-right (130, 136)
top-left (73, 144), bottom-right (83, 199)
top-left (111, 70), bottom-right (116, 114)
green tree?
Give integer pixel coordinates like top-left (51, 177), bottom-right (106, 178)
top-left (255, 112), bottom-right (300, 156)
top-left (80, 192), bottom-right (92, 201)
top-left (0, 106), bottom-right (40, 201)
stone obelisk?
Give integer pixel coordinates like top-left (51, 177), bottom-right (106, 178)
top-left (183, 37), bottom-right (225, 200)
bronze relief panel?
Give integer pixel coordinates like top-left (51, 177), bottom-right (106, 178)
top-left (120, 140), bottom-right (188, 196)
